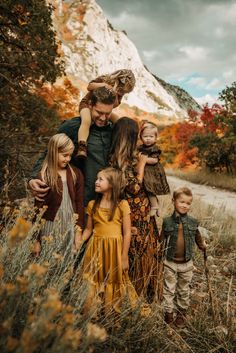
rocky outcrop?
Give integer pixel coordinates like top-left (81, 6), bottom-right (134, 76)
top-left (51, 0), bottom-right (200, 119)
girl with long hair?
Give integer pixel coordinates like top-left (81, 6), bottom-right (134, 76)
top-left (78, 167), bottom-right (141, 313)
top-left (110, 117), bottom-right (160, 302)
top-left (34, 133), bottom-right (84, 256)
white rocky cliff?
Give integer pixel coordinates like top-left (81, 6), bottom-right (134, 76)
top-left (51, 0), bottom-right (197, 119)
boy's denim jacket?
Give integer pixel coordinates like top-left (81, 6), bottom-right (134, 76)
top-left (161, 212), bottom-right (205, 262)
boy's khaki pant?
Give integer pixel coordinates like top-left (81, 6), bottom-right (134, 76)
top-left (163, 259), bottom-right (194, 313)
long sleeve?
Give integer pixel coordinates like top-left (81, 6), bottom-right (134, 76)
top-left (74, 169), bottom-right (85, 229)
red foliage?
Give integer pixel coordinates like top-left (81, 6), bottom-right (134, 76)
top-left (175, 122), bottom-right (203, 150)
top-left (199, 104), bottom-right (225, 133)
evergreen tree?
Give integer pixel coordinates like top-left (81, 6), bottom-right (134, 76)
top-left (0, 0), bottom-right (64, 199)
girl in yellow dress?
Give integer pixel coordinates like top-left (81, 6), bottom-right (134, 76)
top-left (77, 167), bottom-right (140, 314)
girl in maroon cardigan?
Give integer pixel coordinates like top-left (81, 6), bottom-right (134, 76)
top-left (34, 133), bottom-right (84, 256)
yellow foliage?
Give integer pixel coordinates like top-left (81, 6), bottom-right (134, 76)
top-left (20, 329), bottom-right (38, 353)
top-left (87, 322), bottom-right (107, 342)
top-left (3, 283), bottom-right (16, 296)
top-left (8, 217), bottom-right (31, 246)
top-left (24, 263), bottom-right (47, 278)
top-left (6, 336), bottom-right (19, 352)
top-left (16, 276), bottom-right (28, 294)
top-left (61, 327), bottom-right (81, 349)
top-left (0, 264), bottom-right (4, 278)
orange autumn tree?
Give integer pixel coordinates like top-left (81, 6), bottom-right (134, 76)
top-left (159, 121), bottom-right (202, 169)
top-left (160, 98), bottom-right (236, 173)
top-left (158, 123), bottom-right (181, 166)
top-left (37, 78), bottom-right (81, 120)
top-left (174, 121), bottom-right (203, 168)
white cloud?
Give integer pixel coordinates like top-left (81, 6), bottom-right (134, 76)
top-left (222, 70), bottom-right (233, 79)
top-left (206, 78), bottom-right (222, 89)
top-left (99, 0), bottom-right (236, 98)
top-left (179, 46), bottom-right (208, 61)
top-left (208, 2), bottom-right (236, 26)
top-left (187, 77), bottom-right (207, 88)
top-left (195, 94), bottom-right (219, 107)
top-left (108, 11), bottom-right (150, 32)
top-left (142, 50), bottom-right (160, 61)
top-left (215, 27), bottom-right (225, 39)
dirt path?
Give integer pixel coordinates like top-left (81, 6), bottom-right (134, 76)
top-left (167, 176), bottom-right (236, 218)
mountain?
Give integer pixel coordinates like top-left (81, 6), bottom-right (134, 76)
top-left (50, 0), bottom-right (200, 120)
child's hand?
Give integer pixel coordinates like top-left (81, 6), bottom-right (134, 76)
top-left (146, 157), bottom-right (158, 165)
top-left (103, 83), bottom-right (113, 90)
top-left (122, 254), bottom-right (129, 271)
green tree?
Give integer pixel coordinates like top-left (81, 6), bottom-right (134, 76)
top-left (190, 103), bottom-right (236, 174)
top-left (219, 81), bottom-right (236, 113)
top-left (0, 0), bottom-right (64, 199)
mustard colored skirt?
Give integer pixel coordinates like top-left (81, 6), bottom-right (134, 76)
top-left (82, 233), bottom-right (145, 313)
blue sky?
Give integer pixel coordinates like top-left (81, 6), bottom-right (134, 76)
top-left (97, 0), bottom-right (236, 106)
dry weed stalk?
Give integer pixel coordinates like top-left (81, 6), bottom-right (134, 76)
top-left (0, 198), bottom-right (235, 353)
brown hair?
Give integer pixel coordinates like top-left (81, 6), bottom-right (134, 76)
top-left (92, 167), bottom-right (126, 221)
top-left (110, 69), bottom-right (136, 95)
top-left (110, 117), bottom-right (139, 171)
top-left (97, 69), bottom-right (136, 96)
top-left (41, 133), bottom-right (75, 193)
top-left (90, 86), bottom-right (116, 106)
top-left (173, 187), bottom-right (193, 201)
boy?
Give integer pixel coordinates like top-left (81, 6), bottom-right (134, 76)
top-left (160, 187), bottom-right (206, 328)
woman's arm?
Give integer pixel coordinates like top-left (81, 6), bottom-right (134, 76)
top-left (121, 213), bottom-right (131, 271)
top-left (136, 153), bottom-right (148, 183)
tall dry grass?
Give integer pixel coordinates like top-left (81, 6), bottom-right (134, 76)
top-left (166, 169), bottom-right (236, 192)
top-left (0, 196), bottom-right (235, 353)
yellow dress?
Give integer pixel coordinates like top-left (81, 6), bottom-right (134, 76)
top-left (82, 199), bottom-right (140, 313)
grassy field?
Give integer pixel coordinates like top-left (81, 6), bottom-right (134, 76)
top-left (0, 197), bottom-right (235, 353)
top-left (166, 169), bottom-right (236, 193)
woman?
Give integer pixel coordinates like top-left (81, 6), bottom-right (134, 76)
top-left (110, 117), bottom-right (160, 301)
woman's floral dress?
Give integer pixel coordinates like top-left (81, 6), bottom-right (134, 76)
top-left (124, 164), bottom-right (160, 301)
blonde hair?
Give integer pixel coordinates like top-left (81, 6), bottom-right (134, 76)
top-left (173, 187), bottom-right (193, 201)
top-left (92, 167), bottom-right (126, 221)
top-left (41, 133), bottom-right (75, 193)
top-left (140, 121), bottom-right (158, 140)
top-left (102, 69), bottom-right (136, 96)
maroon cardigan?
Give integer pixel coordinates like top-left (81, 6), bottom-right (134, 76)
top-left (35, 165), bottom-right (84, 230)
